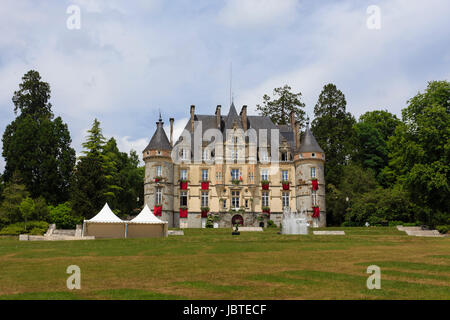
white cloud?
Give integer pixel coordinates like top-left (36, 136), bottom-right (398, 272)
top-left (239, 0), bottom-right (450, 118)
top-left (0, 0), bottom-right (449, 175)
top-left (218, 0), bottom-right (299, 28)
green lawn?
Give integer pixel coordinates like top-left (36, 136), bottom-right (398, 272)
top-left (0, 227), bottom-right (448, 300)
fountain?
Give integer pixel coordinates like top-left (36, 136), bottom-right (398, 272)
top-left (281, 207), bottom-right (309, 235)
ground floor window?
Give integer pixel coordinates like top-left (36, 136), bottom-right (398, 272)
top-left (282, 192), bottom-right (289, 208)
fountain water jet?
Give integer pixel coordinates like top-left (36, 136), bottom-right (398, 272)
top-left (281, 207), bottom-right (309, 235)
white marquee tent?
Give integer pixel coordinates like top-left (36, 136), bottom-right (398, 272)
top-left (82, 203), bottom-right (126, 239)
top-left (127, 205), bottom-right (168, 238)
top-left (82, 203), bottom-right (168, 239)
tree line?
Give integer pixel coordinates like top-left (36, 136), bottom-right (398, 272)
top-left (0, 70), bottom-right (448, 232)
top-left (0, 70), bottom-right (144, 233)
top-left (258, 83), bottom-right (449, 227)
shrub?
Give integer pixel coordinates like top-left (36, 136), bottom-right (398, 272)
top-left (388, 221), bottom-right (404, 227)
top-left (48, 202), bottom-right (82, 229)
top-left (436, 225), bottom-right (449, 234)
top-left (340, 221), bottom-right (360, 227)
top-left (0, 221), bottom-right (49, 235)
top-left (205, 215), bottom-right (214, 228)
top-left (267, 220), bottom-right (277, 228)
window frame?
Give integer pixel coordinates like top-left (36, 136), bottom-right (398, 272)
top-left (231, 191), bottom-right (240, 208)
top-left (156, 188), bottom-right (162, 205)
top-left (282, 192), bottom-right (289, 208)
top-left (201, 191), bottom-right (209, 207)
top-left (262, 191), bottom-right (269, 207)
top-left (180, 190), bottom-right (188, 207)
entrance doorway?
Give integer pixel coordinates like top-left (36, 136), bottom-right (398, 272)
top-left (231, 214), bottom-right (244, 227)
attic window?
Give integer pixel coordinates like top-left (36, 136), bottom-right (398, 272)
top-left (312, 153), bottom-right (316, 158)
top-left (281, 152), bottom-right (288, 162)
top-left (157, 151), bottom-right (161, 155)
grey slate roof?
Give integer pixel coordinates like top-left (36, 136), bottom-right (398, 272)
top-left (298, 125), bottom-right (324, 153)
top-left (170, 104), bottom-right (301, 155)
top-left (144, 119), bottom-right (172, 152)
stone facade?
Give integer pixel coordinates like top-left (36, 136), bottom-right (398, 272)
top-left (143, 104), bottom-right (326, 228)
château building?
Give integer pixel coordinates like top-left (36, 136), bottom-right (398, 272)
top-left (143, 103), bottom-right (326, 228)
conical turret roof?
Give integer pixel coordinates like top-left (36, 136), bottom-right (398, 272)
top-left (298, 124), bottom-right (324, 153)
top-left (144, 116), bottom-right (172, 152)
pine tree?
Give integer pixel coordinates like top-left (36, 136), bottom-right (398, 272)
top-left (256, 85), bottom-right (306, 127)
top-left (311, 83), bottom-right (356, 187)
top-left (2, 70), bottom-right (75, 204)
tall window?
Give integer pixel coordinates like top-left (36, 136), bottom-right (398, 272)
top-left (230, 148), bottom-right (240, 161)
top-left (180, 191), bottom-right (187, 207)
top-left (312, 190), bottom-right (317, 206)
top-left (156, 165), bottom-right (162, 176)
top-left (262, 192), bottom-right (269, 207)
top-left (231, 191), bottom-right (240, 208)
top-left (156, 188), bottom-right (162, 204)
top-left (282, 170), bottom-right (288, 181)
top-left (260, 150), bottom-right (269, 162)
top-left (282, 192), bottom-right (289, 208)
top-left (202, 149), bottom-right (210, 161)
top-left (180, 169), bottom-right (187, 180)
top-left (222, 199), bottom-right (227, 209)
top-left (216, 171), bottom-right (222, 182)
top-left (248, 172), bottom-right (254, 183)
top-left (231, 169), bottom-right (239, 180)
top-left (202, 169), bottom-right (209, 181)
top-left (261, 169), bottom-right (269, 181)
top-left (181, 148), bottom-right (189, 160)
top-left (311, 167), bottom-right (316, 178)
top-left (201, 192), bottom-right (209, 207)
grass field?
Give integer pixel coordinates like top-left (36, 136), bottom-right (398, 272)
top-left (0, 227), bottom-right (449, 300)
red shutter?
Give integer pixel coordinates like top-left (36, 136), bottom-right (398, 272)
top-left (312, 207), bottom-right (320, 218)
top-left (154, 206), bottom-right (162, 216)
top-left (180, 208), bottom-right (188, 218)
top-left (201, 181), bottom-right (209, 190)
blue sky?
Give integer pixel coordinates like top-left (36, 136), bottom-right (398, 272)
top-left (0, 0), bottom-right (449, 171)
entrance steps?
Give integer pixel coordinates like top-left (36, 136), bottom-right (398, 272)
top-left (397, 226), bottom-right (444, 237)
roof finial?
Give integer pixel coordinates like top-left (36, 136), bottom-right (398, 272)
top-left (159, 109), bottom-right (162, 122)
top-left (230, 61), bottom-right (233, 106)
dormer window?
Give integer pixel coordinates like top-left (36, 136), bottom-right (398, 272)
top-left (281, 152), bottom-right (288, 162)
top-left (312, 153), bottom-right (316, 158)
top-left (181, 148), bottom-right (189, 160)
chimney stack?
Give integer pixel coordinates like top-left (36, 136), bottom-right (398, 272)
top-left (190, 105), bottom-right (195, 132)
top-left (215, 105), bottom-right (221, 129)
top-left (240, 105), bottom-right (248, 131)
top-left (295, 121), bottom-right (300, 150)
top-left (290, 111), bottom-right (299, 149)
top-left (169, 118), bottom-right (174, 146)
